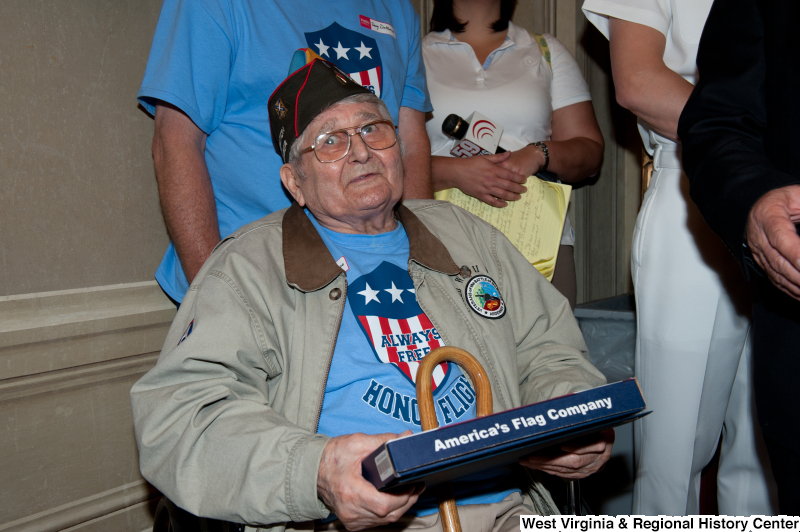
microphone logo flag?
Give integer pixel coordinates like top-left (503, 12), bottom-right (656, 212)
top-left (305, 23), bottom-right (383, 98)
top-left (472, 120), bottom-right (497, 140)
top-left (349, 261), bottom-right (450, 391)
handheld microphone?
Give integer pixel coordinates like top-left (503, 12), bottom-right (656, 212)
top-left (443, 111), bottom-right (505, 157)
top-left (442, 113), bottom-right (557, 182)
top-left (442, 113), bottom-right (507, 153)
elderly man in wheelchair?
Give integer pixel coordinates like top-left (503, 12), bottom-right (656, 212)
top-left (131, 59), bottom-right (613, 532)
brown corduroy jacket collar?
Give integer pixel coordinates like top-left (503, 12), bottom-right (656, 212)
top-left (282, 202), bottom-right (460, 292)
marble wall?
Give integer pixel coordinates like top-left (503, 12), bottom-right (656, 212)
top-left (0, 0), bottom-right (168, 297)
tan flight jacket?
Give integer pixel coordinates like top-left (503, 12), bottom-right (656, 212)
top-left (131, 199), bottom-right (606, 530)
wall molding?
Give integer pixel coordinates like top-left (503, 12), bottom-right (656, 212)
top-left (0, 352), bottom-right (159, 402)
top-left (419, 0), bottom-right (432, 33)
top-left (0, 281), bottom-right (175, 381)
top-left (0, 480), bottom-right (156, 532)
top-left (571, 0), bottom-right (640, 303)
top-left (545, 0), bottom-right (557, 35)
top-left (0, 282), bottom-right (172, 531)
top-left (60, 499), bottom-right (158, 532)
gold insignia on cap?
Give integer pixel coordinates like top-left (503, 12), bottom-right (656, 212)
top-left (334, 71), bottom-right (350, 85)
top-left (273, 98), bottom-right (288, 119)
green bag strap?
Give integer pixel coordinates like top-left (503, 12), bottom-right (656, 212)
top-left (533, 33), bottom-right (552, 71)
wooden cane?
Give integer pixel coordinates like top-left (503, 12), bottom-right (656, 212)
top-left (415, 346), bottom-right (493, 532)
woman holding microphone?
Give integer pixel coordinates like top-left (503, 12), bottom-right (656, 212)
top-left (423, 0), bottom-right (604, 308)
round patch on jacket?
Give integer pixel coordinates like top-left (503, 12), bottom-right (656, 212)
top-left (465, 275), bottom-right (505, 319)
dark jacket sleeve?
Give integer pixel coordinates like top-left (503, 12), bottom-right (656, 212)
top-left (678, 0), bottom-right (800, 270)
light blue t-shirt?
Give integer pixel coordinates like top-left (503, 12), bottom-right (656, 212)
top-left (137, 0), bottom-right (432, 302)
top-left (309, 213), bottom-right (518, 516)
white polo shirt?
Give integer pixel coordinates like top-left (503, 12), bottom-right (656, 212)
top-left (424, 22), bottom-right (591, 155)
top-left (423, 22), bottom-right (591, 246)
top-left (582, 0), bottom-right (713, 152)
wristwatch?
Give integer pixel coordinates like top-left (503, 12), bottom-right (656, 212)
top-left (531, 141), bottom-right (549, 172)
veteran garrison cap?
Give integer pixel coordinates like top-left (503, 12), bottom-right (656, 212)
top-left (269, 58), bottom-right (371, 163)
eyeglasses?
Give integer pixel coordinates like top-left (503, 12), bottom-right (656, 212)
top-left (300, 119), bottom-right (398, 163)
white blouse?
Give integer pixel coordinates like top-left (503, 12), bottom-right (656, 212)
top-left (423, 22), bottom-right (591, 156)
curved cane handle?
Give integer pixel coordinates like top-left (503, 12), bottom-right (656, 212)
top-left (415, 346), bottom-right (493, 532)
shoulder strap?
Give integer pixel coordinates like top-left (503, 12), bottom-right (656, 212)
top-left (532, 33), bottom-right (552, 71)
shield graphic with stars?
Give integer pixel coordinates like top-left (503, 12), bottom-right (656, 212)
top-left (305, 23), bottom-right (383, 98)
top-left (349, 261), bottom-right (449, 390)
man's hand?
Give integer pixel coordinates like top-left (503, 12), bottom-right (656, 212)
top-left (519, 429), bottom-right (614, 480)
top-left (317, 432), bottom-right (424, 531)
top-left (746, 185), bottom-right (800, 299)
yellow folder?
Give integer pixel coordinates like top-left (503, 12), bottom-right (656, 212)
top-left (435, 177), bottom-right (571, 281)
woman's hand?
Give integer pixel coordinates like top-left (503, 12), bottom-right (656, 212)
top-left (432, 151), bottom-right (528, 208)
top-left (515, 101), bottom-right (604, 184)
top-left (496, 145), bottom-right (546, 178)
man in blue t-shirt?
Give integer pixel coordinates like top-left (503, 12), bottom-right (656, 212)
top-left (137, 0), bottom-right (433, 303)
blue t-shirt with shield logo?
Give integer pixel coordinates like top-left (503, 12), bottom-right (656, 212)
top-left (137, 0), bottom-right (431, 302)
top-left (309, 212), bottom-right (518, 515)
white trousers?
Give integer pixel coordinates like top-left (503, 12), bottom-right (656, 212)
top-left (630, 141), bottom-right (776, 515)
